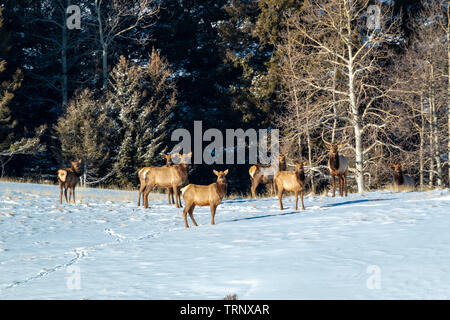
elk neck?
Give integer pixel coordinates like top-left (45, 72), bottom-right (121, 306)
top-left (279, 159), bottom-right (286, 171)
top-left (215, 180), bottom-right (227, 197)
top-left (296, 168), bottom-right (305, 182)
top-left (329, 152), bottom-right (340, 171)
top-left (394, 169), bottom-right (404, 185)
top-left (71, 165), bottom-right (83, 177)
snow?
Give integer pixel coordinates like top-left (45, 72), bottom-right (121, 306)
top-left (1, 181), bottom-right (449, 299)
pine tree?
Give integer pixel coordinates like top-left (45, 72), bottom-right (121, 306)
top-left (0, 7), bottom-right (43, 177)
top-left (108, 53), bottom-right (177, 187)
top-left (54, 88), bottom-right (116, 185)
top-left (218, 0), bottom-right (304, 127)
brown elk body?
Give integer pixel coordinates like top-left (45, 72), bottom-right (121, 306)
top-left (181, 169), bottom-right (228, 228)
top-left (249, 154), bottom-right (286, 198)
top-left (274, 161), bottom-right (307, 211)
top-left (137, 154), bottom-right (175, 207)
top-left (326, 144), bottom-right (348, 197)
top-left (57, 159), bottom-right (83, 204)
top-left (142, 153), bottom-right (191, 209)
top-left (392, 163), bottom-right (415, 191)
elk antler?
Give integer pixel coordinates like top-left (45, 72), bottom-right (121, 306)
top-left (321, 128), bottom-right (332, 146)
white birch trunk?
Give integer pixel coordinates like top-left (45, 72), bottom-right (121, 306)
top-left (348, 48), bottom-right (364, 194)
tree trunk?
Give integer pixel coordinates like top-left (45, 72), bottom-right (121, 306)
top-left (447, 17), bottom-right (450, 187)
top-left (429, 104), bottom-right (434, 187)
top-left (305, 100), bottom-right (315, 194)
top-left (419, 97), bottom-right (425, 189)
top-left (95, 0), bottom-right (108, 90)
top-left (61, 1), bottom-right (68, 107)
top-left (430, 64), bottom-right (443, 187)
top-left (331, 57), bottom-right (338, 144)
top-left (102, 46), bottom-right (108, 90)
top-left (348, 47), bottom-right (364, 194)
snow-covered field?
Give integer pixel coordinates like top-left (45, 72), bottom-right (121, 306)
top-left (0, 181), bottom-right (449, 299)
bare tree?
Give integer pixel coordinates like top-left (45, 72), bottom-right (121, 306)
top-left (405, 0), bottom-right (447, 188)
top-left (432, 0), bottom-right (450, 187)
top-left (277, 1), bottom-right (401, 194)
top-left (91, 0), bottom-right (159, 90)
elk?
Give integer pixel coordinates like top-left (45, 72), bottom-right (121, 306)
top-left (180, 169), bottom-right (228, 228)
top-left (57, 159), bottom-right (83, 204)
top-left (323, 133), bottom-right (348, 197)
top-left (392, 163), bottom-right (415, 191)
top-left (249, 154), bottom-right (286, 198)
top-left (142, 152), bottom-right (191, 209)
top-left (274, 161), bottom-right (307, 211)
top-left (137, 153), bottom-right (175, 207)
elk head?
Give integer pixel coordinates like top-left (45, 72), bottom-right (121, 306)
top-left (213, 169), bottom-right (229, 184)
top-left (392, 162), bottom-right (406, 173)
top-left (163, 153), bottom-right (173, 166)
top-left (71, 159), bottom-right (83, 173)
top-left (172, 152), bottom-right (192, 165)
top-left (392, 162), bottom-right (406, 185)
top-left (321, 129), bottom-right (344, 157)
top-left (295, 161), bottom-right (307, 171)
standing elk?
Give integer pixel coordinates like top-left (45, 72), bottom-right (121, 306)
top-left (142, 152), bottom-right (191, 209)
top-left (392, 163), bottom-right (415, 191)
top-left (180, 169), bottom-right (228, 228)
top-left (274, 161), bottom-right (307, 211)
top-left (323, 133), bottom-right (348, 197)
top-left (249, 154), bottom-right (286, 198)
top-left (57, 159), bottom-right (83, 204)
top-left (137, 153), bottom-right (175, 207)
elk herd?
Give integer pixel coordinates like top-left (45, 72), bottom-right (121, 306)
top-left (57, 143), bottom-right (416, 228)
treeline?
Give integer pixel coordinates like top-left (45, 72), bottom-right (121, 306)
top-left (0, 0), bottom-right (449, 193)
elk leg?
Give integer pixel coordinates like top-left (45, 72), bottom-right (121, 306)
top-left (278, 188), bottom-right (284, 210)
top-left (137, 184), bottom-right (145, 206)
top-left (301, 191), bottom-right (305, 210)
top-left (295, 191), bottom-right (298, 210)
top-left (189, 205), bottom-right (198, 227)
top-left (64, 188), bottom-right (68, 203)
top-left (143, 183), bottom-right (153, 209)
top-left (167, 188), bottom-right (172, 205)
top-left (183, 203), bottom-right (194, 228)
top-left (177, 187), bottom-right (182, 207)
top-left (331, 175), bottom-right (336, 197)
top-left (210, 204), bottom-right (217, 225)
top-left (68, 187), bottom-right (72, 203)
top-left (343, 174), bottom-right (348, 196)
top-left (173, 185), bottom-right (182, 208)
top-left (250, 178), bottom-right (259, 198)
top-left (59, 185), bottom-right (63, 204)
top-left (182, 206), bottom-right (189, 228)
top-left (72, 188), bottom-right (76, 204)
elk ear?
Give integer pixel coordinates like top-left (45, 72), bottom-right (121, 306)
top-left (223, 169), bottom-right (229, 176)
top-left (213, 170), bottom-right (219, 176)
top-left (337, 144), bottom-right (344, 149)
top-left (303, 161), bottom-right (308, 166)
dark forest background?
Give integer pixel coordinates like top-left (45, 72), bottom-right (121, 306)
top-left (0, 0), bottom-right (448, 194)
